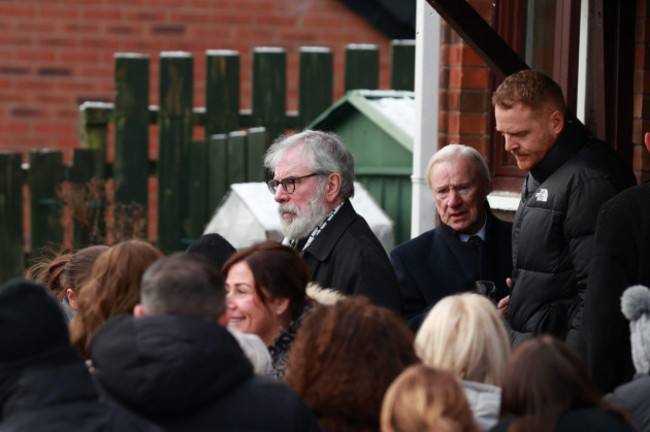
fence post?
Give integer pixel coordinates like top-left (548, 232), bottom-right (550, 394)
top-left (207, 134), bottom-right (229, 215)
top-left (299, 47), bottom-right (333, 128)
top-left (158, 51), bottom-right (193, 253)
top-left (70, 148), bottom-right (106, 248)
top-left (29, 150), bottom-right (64, 253)
top-left (0, 153), bottom-right (24, 282)
top-left (205, 50), bottom-right (240, 136)
top-left (345, 44), bottom-right (379, 91)
top-left (391, 40), bottom-right (416, 91)
top-left (187, 140), bottom-right (208, 241)
top-left (78, 101), bottom-right (110, 163)
top-left (113, 53), bottom-right (150, 210)
top-left (252, 47), bottom-right (287, 143)
top-left (246, 127), bottom-right (267, 182)
top-left (227, 131), bottom-right (247, 185)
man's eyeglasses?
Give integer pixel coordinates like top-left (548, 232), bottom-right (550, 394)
top-left (267, 172), bottom-right (327, 195)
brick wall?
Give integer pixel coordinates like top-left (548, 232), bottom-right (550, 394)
top-left (0, 0), bottom-right (393, 161)
top-left (634, 0), bottom-right (650, 182)
top-left (438, 0), bottom-right (493, 158)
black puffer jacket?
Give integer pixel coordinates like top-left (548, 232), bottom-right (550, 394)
top-left (89, 314), bottom-right (321, 432)
top-left (0, 361), bottom-right (160, 432)
top-left (509, 122), bottom-right (635, 348)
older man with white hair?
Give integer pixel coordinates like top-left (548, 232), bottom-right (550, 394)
top-left (390, 144), bottom-right (512, 330)
top-left (264, 130), bottom-right (401, 313)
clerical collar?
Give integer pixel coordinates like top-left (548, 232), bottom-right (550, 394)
top-left (458, 217), bottom-right (487, 243)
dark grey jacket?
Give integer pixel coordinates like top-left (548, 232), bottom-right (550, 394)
top-left (509, 122), bottom-right (635, 347)
top-left (606, 375), bottom-right (650, 432)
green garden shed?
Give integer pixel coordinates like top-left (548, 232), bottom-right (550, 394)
top-left (307, 89), bottom-right (415, 245)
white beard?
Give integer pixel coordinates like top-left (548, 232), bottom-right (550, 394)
top-left (279, 193), bottom-right (330, 241)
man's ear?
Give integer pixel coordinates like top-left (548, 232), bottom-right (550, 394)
top-left (324, 173), bottom-right (342, 203)
top-left (548, 110), bottom-right (565, 136)
top-left (133, 304), bottom-right (146, 318)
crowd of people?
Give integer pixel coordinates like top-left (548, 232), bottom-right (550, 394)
top-left (2, 69), bottom-right (650, 432)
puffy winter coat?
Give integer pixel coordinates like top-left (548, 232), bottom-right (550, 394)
top-left (0, 361), bottom-right (160, 432)
top-left (509, 122), bottom-right (635, 347)
top-left (89, 314), bottom-right (321, 432)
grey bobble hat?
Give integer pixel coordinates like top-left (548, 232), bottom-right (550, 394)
top-left (621, 284), bottom-right (650, 375)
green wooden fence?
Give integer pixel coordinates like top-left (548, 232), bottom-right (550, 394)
top-left (0, 40), bottom-right (415, 282)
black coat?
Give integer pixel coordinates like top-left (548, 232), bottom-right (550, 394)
top-left (509, 122), bottom-right (635, 347)
top-left (301, 200), bottom-right (402, 313)
top-left (489, 408), bottom-right (635, 432)
top-left (0, 362), bottom-right (160, 432)
top-left (583, 181), bottom-right (650, 393)
top-left (606, 374), bottom-right (650, 432)
top-left (390, 205), bottom-right (512, 330)
top-left (89, 314), bottom-right (321, 432)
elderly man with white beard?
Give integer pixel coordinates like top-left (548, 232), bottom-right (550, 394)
top-left (264, 130), bottom-right (402, 313)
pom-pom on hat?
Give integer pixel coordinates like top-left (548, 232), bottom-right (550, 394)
top-left (0, 278), bottom-right (77, 368)
top-left (621, 284), bottom-right (650, 375)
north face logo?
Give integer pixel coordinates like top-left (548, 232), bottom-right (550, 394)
top-left (535, 188), bottom-right (548, 202)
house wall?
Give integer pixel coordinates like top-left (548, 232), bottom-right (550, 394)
top-left (437, 0), bottom-right (495, 172)
top-left (634, 0), bottom-right (650, 181)
top-left (0, 0), bottom-right (393, 161)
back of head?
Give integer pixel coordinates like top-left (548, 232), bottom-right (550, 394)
top-left (0, 279), bottom-right (78, 370)
top-left (63, 245), bottom-right (109, 294)
top-left (491, 70), bottom-right (567, 116)
top-left (222, 240), bottom-right (311, 321)
top-left (621, 285), bottom-right (650, 375)
top-left (28, 250), bottom-right (74, 300)
top-left (69, 239), bottom-right (163, 357)
top-left (140, 252), bottom-right (226, 321)
top-left (264, 130), bottom-right (356, 200)
top-left (186, 233), bottom-right (236, 269)
top-left (285, 296), bottom-right (418, 431)
top-left (415, 293), bottom-right (510, 386)
top-left (425, 144), bottom-right (492, 194)
top-left (500, 335), bottom-right (604, 431)
top-left (381, 364), bottom-right (479, 432)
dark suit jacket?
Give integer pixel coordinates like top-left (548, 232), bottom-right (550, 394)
top-left (301, 200), bottom-right (402, 313)
top-left (390, 206), bottom-right (512, 330)
top-left (583, 180), bottom-right (650, 393)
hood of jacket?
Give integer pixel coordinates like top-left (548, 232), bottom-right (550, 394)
top-left (89, 314), bottom-right (253, 416)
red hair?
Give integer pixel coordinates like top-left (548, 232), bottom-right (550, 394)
top-left (285, 297), bottom-right (419, 431)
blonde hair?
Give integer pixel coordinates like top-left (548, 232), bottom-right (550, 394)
top-left (415, 293), bottom-right (510, 386)
top-left (381, 364), bottom-right (479, 432)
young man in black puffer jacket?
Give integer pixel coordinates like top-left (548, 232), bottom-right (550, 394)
top-left (492, 70), bottom-right (636, 350)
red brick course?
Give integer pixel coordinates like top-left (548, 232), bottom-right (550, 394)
top-left (0, 0), bottom-right (393, 159)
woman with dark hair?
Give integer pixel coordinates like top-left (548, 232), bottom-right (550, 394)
top-left (222, 240), bottom-right (314, 379)
top-left (69, 240), bottom-right (162, 358)
top-left (492, 335), bottom-right (634, 432)
top-left (381, 364), bottom-right (479, 432)
top-left (285, 297), bottom-right (419, 431)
